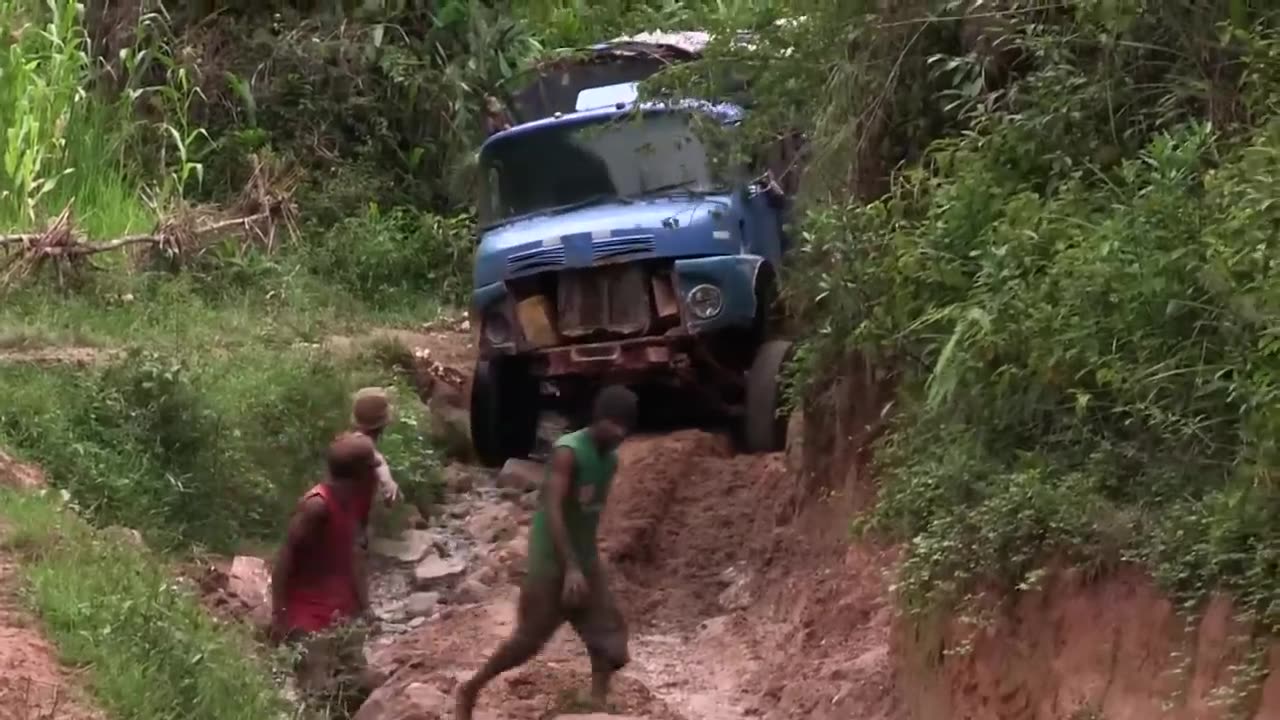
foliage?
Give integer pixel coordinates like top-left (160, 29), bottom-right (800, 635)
top-left (0, 489), bottom-right (286, 720)
top-left (0, 0), bottom-right (149, 235)
top-left (729, 1), bottom-right (1280, 626)
top-left (0, 280), bottom-right (446, 551)
top-left (304, 206), bottom-right (474, 310)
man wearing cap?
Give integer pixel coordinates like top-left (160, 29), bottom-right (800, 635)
top-left (349, 387), bottom-right (401, 620)
top-left (271, 432), bottom-right (383, 711)
top-left (456, 385), bottom-right (638, 720)
top-left (351, 386), bottom-right (401, 514)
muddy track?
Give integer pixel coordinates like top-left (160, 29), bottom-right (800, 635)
top-left (348, 329), bottom-right (896, 720)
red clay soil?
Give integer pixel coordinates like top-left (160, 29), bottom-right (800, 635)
top-left (363, 592), bottom-right (682, 720)
top-left (908, 566), bottom-right (1280, 720)
top-left (599, 430), bottom-right (901, 720)
top-left (0, 552), bottom-right (102, 720)
top-left (600, 431), bottom-right (790, 625)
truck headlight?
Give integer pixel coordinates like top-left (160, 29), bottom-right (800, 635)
top-left (686, 284), bottom-right (723, 320)
top-left (484, 311), bottom-right (511, 345)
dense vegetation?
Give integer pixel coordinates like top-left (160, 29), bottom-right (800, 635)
top-left (669, 0), bottom-right (1280, 630)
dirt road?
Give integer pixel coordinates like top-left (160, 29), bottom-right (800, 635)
top-left (346, 330), bottom-right (898, 720)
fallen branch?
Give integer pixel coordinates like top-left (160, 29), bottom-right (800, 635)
top-left (0, 155), bottom-right (300, 287)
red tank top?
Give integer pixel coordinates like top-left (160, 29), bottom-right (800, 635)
top-left (282, 483), bottom-right (360, 633)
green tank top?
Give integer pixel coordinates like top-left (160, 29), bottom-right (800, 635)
top-left (526, 429), bottom-right (617, 578)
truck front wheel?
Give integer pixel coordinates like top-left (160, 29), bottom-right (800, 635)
top-left (470, 357), bottom-right (539, 467)
top-left (741, 339), bottom-right (793, 453)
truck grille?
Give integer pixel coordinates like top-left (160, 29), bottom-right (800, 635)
top-left (507, 245), bottom-right (566, 275)
top-left (557, 265), bottom-right (653, 339)
top-left (591, 234), bottom-right (655, 263)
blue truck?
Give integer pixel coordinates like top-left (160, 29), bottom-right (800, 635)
top-left (469, 33), bottom-right (803, 466)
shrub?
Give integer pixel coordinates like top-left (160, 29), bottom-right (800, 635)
top-left (304, 205), bottom-right (474, 310)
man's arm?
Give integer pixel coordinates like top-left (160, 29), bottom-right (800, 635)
top-left (545, 447), bottom-right (579, 572)
top-left (375, 451), bottom-right (400, 506)
top-left (270, 495), bottom-right (326, 636)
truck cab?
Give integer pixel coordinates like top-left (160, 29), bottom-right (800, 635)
top-left (469, 35), bottom-right (799, 466)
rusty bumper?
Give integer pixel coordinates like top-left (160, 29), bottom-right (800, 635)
top-left (532, 335), bottom-right (690, 379)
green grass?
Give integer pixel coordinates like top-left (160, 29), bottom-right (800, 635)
top-left (0, 489), bottom-right (287, 720)
top-left (0, 275), bottom-right (448, 553)
top-left (0, 341), bottom-right (444, 552)
top-left (0, 0), bottom-right (153, 238)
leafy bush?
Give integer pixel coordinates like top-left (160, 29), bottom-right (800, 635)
top-left (805, 97), bottom-right (1280, 622)
top-left (304, 205), bottom-right (474, 310)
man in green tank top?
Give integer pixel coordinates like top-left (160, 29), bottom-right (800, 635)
top-left (456, 385), bottom-right (637, 720)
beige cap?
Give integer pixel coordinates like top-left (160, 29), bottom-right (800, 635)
top-left (351, 386), bottom-right (393, 432)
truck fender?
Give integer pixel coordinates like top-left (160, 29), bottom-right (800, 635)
top-left (672, 255), bottom-right (766, 334)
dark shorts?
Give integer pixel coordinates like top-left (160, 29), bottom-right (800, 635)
top-left (515, 569), bottom-right (629, 673)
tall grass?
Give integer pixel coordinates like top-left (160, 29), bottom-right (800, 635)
top-left (1, 489), bottom-right (287, 720)
top-left (0, 0), bottom-right (150, 236)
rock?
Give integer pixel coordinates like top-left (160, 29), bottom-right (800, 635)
top-left (372, 530), bottom-right (437, 564)
top-left (227, 556), bottom-right (270, 609)
top-left (413, 554), bottom-right (467, 590)
top-left (496, 458), bottom-right (543, 493)
top-left (442, 463), bottom-right (479, 494)
top-left (450, 579), bottom-right (487, 605)
top-left (468, 565), bottom-right (498, 586)
top-left (408, 616), bottom-right (426, 629)
top-left (465, 504), bottom-right (517, 544)
top-left (497, 487), bottom-right (523, 503)
top-left (717, 567), bottom-right (755, 611)
top-left (102, 525), bottom-right (145, 548)
top-left (557, 715), bottom-right (650, 720)
top-left (428, 402), bottom-right (473, 462)
top-left (355, 681), bottom-right (452, 720)
top-left (404, 591), bottom-right (440, 617)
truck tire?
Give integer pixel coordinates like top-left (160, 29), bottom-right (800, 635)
top-left (470, 358), bottom-right (539, 468)
top-left (741, 339), bottom-right (793, 453)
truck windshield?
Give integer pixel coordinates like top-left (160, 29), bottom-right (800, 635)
top-left (478, 111), bottom-right (731, 228)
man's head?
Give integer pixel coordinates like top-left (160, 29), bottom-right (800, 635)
top-left (326, 432), bottom-right (382, 488)
top-left (589, 385), bottom-right (638, 451)
top-left (351, 387), bottom-right (392, 439)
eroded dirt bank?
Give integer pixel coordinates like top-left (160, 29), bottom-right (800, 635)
top-left (899, 567), bottom-right (1280, 720)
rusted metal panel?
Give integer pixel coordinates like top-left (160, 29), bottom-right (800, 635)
top-left (557, 265), bottom-right (653, 338)
top-left (651, 272), bottom-right (679, 320)
top-left (515, 295), bottom-right (558, 348)
top-left (535, 335), bottom-right (688, 378)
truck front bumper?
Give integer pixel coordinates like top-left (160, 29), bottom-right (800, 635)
top-left (531, 334), bottom-right (692, 380)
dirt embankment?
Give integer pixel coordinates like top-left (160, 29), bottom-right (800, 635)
top-left (598, 429), bottom-right (900, 720)
top-left (899, 567), bottom-right (1280, 720)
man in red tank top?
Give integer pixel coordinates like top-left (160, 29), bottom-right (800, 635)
top-left (270, 432), bottom-right (382, 712)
